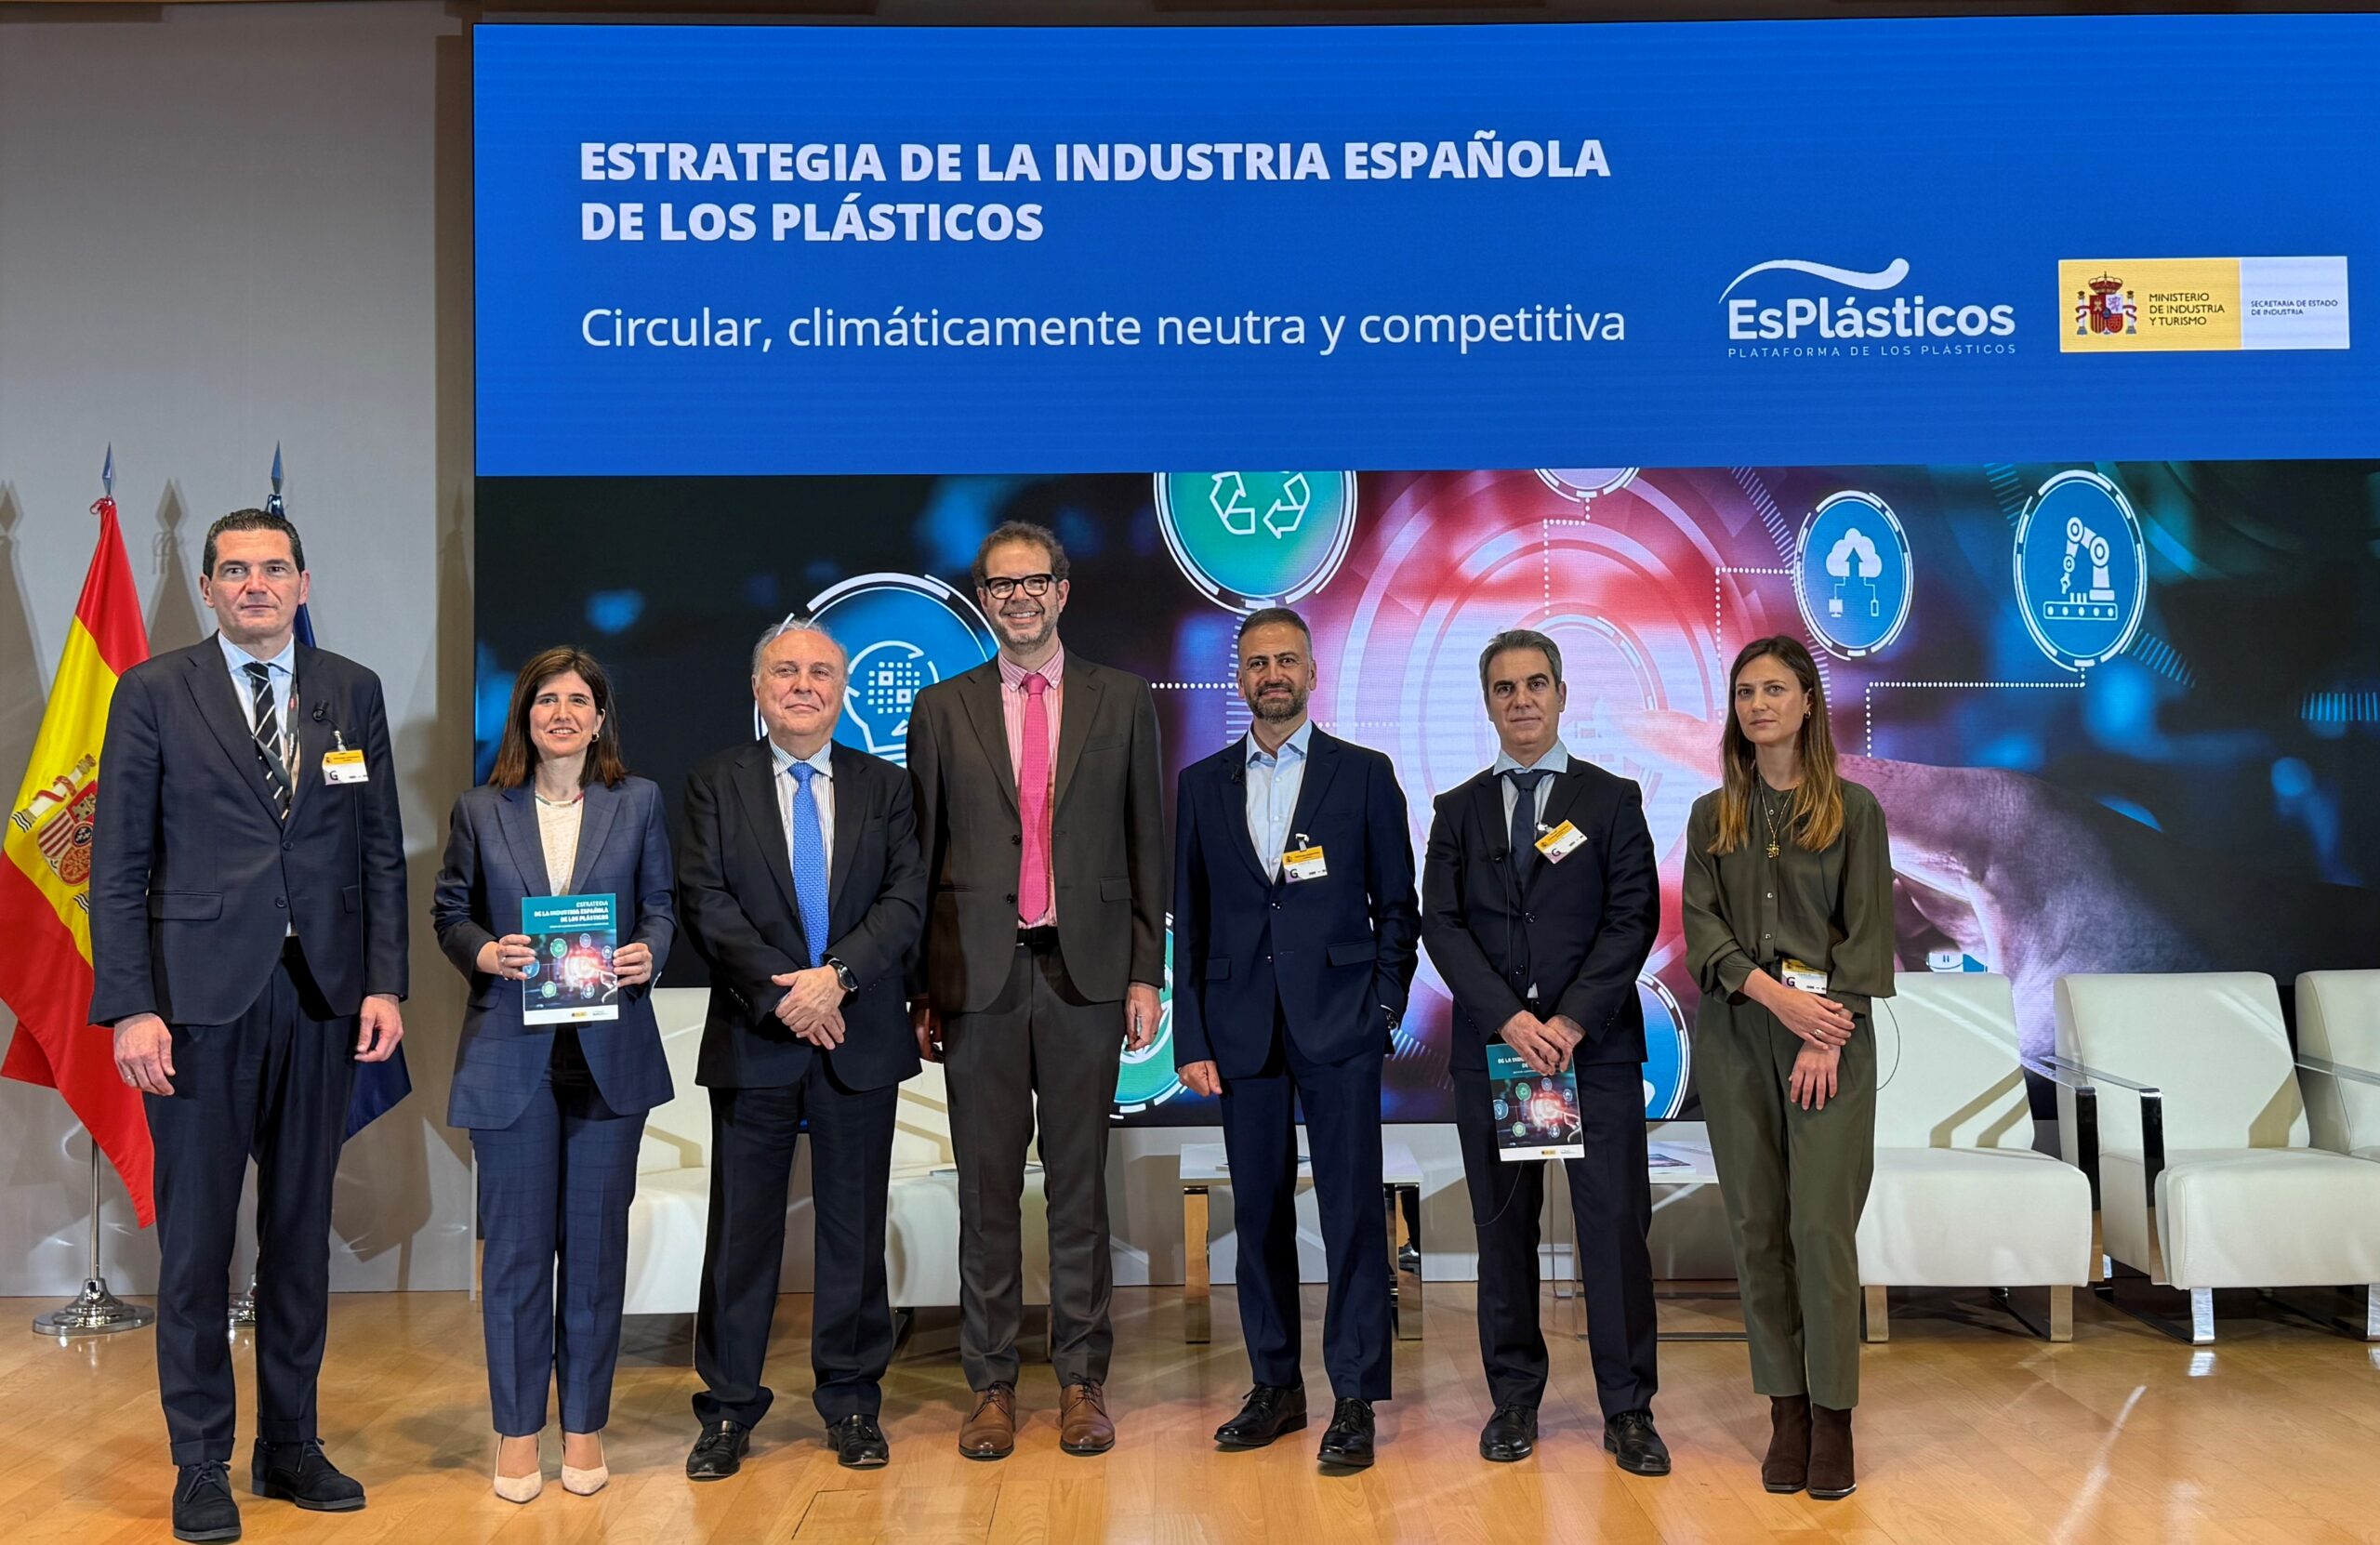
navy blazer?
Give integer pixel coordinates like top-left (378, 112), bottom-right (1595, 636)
top-left (1170, 729), bottom-right (1420, 1078)
top-left (90, 639), bottom-right (407, 1028)
top-left (676, 740), bottom-right (927, 1091)
top-left (1421, 759), bottom-right (1659, 1073)
top-left (432, 777), bottom-right (678, 1129)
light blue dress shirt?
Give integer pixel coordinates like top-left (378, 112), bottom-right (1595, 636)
top-left (217, 630), bottom-right (297, 740)
top-left (1493, 739), bottom-right (1571, 835)
top-left (1244, 719), bottom-right (1315, 880)
top-left (769, 738), bottom-right (837, 892)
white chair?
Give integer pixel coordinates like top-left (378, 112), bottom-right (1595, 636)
top-left (1855, 973), bottom-right (2095, 1341)
top-left (622, 988), bottom-right (712, 1316)
top-left (883, 1063), bottom-right (1052, 1314)
top-left (2053, 972), bottom-right (2380, 1343)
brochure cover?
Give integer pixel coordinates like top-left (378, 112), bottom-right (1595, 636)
top-left (1485, 1043), bottom-right (1584, 1161)
top-left (522, 892), bottom-right (620, 1024)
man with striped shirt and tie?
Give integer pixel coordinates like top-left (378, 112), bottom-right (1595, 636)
top-left (92, 508), bottom-right (408, 1542)
top-left (676, 618), bottom-right (926, 1476)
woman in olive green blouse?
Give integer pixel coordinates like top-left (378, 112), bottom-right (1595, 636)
top-left (1683, 635), bottom-right (1895, 1502)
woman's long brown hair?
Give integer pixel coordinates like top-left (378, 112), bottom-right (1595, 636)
top-left (1709, 635), bottom-right (1844, 855)
top-left (488, 646), bottom-right (628, 790)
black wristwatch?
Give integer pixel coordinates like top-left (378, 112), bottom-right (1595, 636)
top-left (826, 956), bottom-right (859, 996)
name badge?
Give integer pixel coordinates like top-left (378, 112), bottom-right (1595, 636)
top-left (1282, 844), bottom-right (1329, 881)
top-left (1781, 957), bottom-right (1830, 994)
top-left (1534, 820), bottom-right (1587, 864)
top-left (322, 747), bottom-right (369, 786)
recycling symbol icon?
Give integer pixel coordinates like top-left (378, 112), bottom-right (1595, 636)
top-left (1209, 471), bottom-right (1311, 540)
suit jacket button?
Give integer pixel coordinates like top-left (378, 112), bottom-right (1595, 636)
top-left (1005, 892), bottom-right (1016, 904)
top-left (282, 841), bottom-right (294, 852)
top-left (1524, 912), bottom-right (1534, 923)
top-left (274, 898), bottom-right (287, 909)
top-left (1012, 834), bottom-right (1022, 845)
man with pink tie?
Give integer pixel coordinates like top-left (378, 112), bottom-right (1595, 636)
top-left (906, 522), bottom-right (1167, 1461)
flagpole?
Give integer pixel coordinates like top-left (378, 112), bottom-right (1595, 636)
top-left (31, 1135), bottom-right (155, 1336)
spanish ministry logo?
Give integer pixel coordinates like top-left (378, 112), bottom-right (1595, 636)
top-left (1721, 258), bottom-right (2017, 360)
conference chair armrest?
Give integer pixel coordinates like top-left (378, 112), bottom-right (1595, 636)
top-left (2297, 1053), bottom-right (2380, 1090)
top-left (2030, 1054), bottom-right (2162, 1212)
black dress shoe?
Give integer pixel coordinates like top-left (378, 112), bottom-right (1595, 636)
top-left (686, 1421), bottom-right (751, 1480)
top-left (1479, 1405), bottom-right (1539, 1463)
top-left (173, 1462), bottom-right (241, 1543)
top-left (1604, 1409), bottom-right (1672, 1477)
top-left (1215, 1384), bottom-right (1309, 1449)
top-left (250, 1439), bottom-right (365, 1511)
top-left (1316, 1397), bottom-right (1376, 1472)
top-left (827, 1414), bottom-right (890, 1470)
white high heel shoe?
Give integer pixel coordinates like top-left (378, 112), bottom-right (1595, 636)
top-left (561, 1433), bottom-right (608, 1496)
top-left (494, 1437), bottom-right (544, 1504)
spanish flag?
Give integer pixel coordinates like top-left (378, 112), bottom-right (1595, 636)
top-left (0, 494), bottom-right (154, 1224)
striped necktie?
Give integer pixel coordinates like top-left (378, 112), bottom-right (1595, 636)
top-left (245, 662), bottom-right (291, 821)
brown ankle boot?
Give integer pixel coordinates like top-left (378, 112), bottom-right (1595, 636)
top-left (1807, 1404), bottom-right (1856, 1499)
top-left (1762, 1395), bottom-right (1811, 1493)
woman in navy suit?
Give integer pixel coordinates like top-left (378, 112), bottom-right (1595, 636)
top-left (432, 647), bottom-right (677, 1502)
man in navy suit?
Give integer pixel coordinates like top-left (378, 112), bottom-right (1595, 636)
top-left (1171, 606), bottom-right (1418, 1472)
top-left (92, 508), bottom-right (407, 1542)
top-left (675, 618), bottom-right (927, 1476)
top-left (1420, 627), bottom-right (1668, 1475)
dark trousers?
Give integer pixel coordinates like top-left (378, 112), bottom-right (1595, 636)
top-left (145, 948), bottom-right (355, 1465)
top-left (1697, 995), bottom-right (1876, 1410)
top-left (1218, 1020), bottom-right (1392, 1402)
top-left (1454, 1058), bottom-right (1659, 1420)
top-left (693, 1058), bottom-right (899, 1430)
top-left (470, 1032), bottom-right (647, 1437)
top-left (943, 936), bottom-right (1123, 1391)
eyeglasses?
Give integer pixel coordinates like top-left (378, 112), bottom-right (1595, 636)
top-left (982, 573), bottom-right (1057, 600)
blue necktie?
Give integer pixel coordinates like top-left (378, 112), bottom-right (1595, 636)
top-left (1505, 768), bottom-right (1551, 885)
top-left (788, 761), bottom-right (829, 967)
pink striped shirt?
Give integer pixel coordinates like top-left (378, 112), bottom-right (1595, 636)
top-left (998, 642), bottom-right (1064, 927)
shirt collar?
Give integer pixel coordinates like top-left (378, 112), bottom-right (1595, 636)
top-left (1493, 739), bottom-right (1570, 778)
top-left (769, 738), bottom-right (836, 779)
top-left (1245, 719), bottom-right (1315, 768)
top-left (217, 630), bottom-right (297, 679)
top-left (998, 641), bottom-right (1066, 692)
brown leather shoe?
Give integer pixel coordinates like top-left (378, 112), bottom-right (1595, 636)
top-left (1058, 1381), bottom-right (1116, 1455)
top-left (1807, 1404), bottom-right (1856, 1499)
top-left (959, 1384), bottom-right (1017, 1461)
top-left (1762, 1395), bottom-right (1811, 1493)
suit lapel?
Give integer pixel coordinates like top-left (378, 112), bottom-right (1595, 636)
top-left (1471, 772), bottom-right (1513, 892)
top-left (734, 742), bottom-right (805, 928)
top-left (1051, 654), bottom-right (1103, 813)
top-left (184, 644), bottom-right (284, 825)
top-left (284, 644), bottom-right (320, 825)
top-left (826, 744), bottom-right (866, 912)
top-left (565, 779), bottom-right (621, 895)
top-left (1523, 766), bottom-right (1593, 901)
top-left (1218, 747), bottom-right (1272, 889)
top-left (1282, 731), bottom-right (1342, 857)
top-left (955, 666), bottom-right (1019, 817)
top-left (495, 784), bottom-right (550, 897)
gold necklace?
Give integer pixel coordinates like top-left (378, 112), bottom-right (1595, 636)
top-left (1760, 784), bottom-right (1784, 861)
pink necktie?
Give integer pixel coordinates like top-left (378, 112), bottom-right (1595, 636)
top-left (1017, 672), bottom-right (1051, 926)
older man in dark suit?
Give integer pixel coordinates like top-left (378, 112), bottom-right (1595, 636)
top-left (93, 508), bottom-right (407, 1543)
top-left (676, 617), bottom-right (927, 1476)
top-left (906, 521), bottom-right (1166, 1461)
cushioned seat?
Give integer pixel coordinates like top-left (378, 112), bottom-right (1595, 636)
top-left (1856, 973), bottom-right (2094, 1340)
top-left (2056, 971), bottom-right (2380, 1342)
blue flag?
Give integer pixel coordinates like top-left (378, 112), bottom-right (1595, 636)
top-left (279, 464), bottom-right (413, 1141)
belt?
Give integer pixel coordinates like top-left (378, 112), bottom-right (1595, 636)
top-left (1017, 925), bottom-right (1060, 951)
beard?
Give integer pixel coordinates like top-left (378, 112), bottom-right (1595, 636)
top-left (993, 606), bottom-right (1052, 652)
top-left (1250, 685), bottom-right (1308, 722)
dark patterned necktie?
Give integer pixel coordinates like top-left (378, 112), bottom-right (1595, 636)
top-left (1505, 768), bottom-right (1551, 883)
top-left (245, 662), bottom-right (291, 821)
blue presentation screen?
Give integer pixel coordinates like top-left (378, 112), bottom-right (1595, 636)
top-left (478, 17), bottom-right (2373, 476)
top-left (475, 19), bottom-right (2380, 1125)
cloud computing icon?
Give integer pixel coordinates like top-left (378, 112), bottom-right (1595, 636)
top-left (1794, 491), bottom-right (1913, 659)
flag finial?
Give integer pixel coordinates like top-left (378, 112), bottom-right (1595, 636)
top-left (267, 443), bottom-right (285, 518)
top-left (101, 444), bottom-right (113, 500)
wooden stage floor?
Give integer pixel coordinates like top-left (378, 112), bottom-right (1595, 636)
top-left (7, 1283), bottom-right (2379, 1545)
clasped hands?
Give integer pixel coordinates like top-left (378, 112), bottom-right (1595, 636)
top-left (1748, 973), bottom-right (1855, 1110)
top-left (772, 964), bottom-right (847, 1048)
top-left (1497, 1009), bottom-right (1588, 1077)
